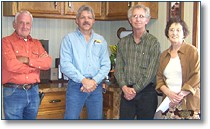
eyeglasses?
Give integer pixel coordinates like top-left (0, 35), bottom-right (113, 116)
top-left (131, 14), bottom-right (146, 19)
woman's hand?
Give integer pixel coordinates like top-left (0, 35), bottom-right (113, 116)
top-left (168, 90), bottom-right (189, 108)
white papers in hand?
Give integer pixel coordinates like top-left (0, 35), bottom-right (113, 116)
top-left (156, 97), bottom-right (170, 112)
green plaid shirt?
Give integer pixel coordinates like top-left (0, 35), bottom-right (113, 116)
top-left (114, 31), bottom-right (161, 93)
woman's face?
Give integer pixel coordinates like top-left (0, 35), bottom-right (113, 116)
top-left (168, 23), bottom-right (184, 45)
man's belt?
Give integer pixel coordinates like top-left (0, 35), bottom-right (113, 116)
top-left (3, 83), bottom-right (38, 90)
top-left (86, 77), bottom-right (92, 79)
top-left (127, 84), bottom-right (134, 88)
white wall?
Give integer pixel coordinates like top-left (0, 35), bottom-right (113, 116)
top-left (1, 2), bottom-right (195, 67)
top-left (184, 2), bottom-right (194, 44)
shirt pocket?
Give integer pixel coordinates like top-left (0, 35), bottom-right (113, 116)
top-left (12, 44), bottom-right (26, 57)
top-left (92, 44), bottom-right (102, 58)
top-left (31, 48), bottom-right (39, 58)
top-left (139, 52), bottom-right (150, 69)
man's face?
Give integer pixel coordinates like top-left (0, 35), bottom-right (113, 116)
top-left (76, 10), bottom-right (95, 32)
top-left (129, 8), bottom-right (149, 30)
top-left (14, 13), bottom-right (32, 39)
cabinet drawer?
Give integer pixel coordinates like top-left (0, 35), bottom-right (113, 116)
top-left (39, 91), bottom-right (66, 109)
top-left (37, 109), bottom-right (65, 119)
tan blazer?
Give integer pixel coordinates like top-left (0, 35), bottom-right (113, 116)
top-left (156, 42), bottom-right (200, 112)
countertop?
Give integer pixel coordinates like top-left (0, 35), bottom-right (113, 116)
top-left (38, 75), bottom-right (120, 93)
top-left (39, 82), bottom-right (67, 93)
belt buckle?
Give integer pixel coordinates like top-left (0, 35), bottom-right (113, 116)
top-left (22, 84), bottom-right (29, 90)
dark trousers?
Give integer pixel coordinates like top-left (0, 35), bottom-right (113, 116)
top-left (119, 83), bottom-right (158, 120)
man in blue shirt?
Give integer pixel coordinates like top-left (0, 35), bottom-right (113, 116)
top-left (60, 5), bottom-right (110, 119)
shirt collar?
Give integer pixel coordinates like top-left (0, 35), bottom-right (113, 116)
top-left (178, 42), bottom-right (187, 54)
top-left (76, 27), bottom-right (94, 37)
top-left (131, 30), bottom-right (148, 44)
top-left (12, 31), bottom-right (33, 41)
top-left (165, 42), bottom-right (186, 57)
top-left (141, 30), bottom-right (148, 39)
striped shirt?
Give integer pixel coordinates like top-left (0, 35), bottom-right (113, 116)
top-left (114, 31), bottom-right (161, 93)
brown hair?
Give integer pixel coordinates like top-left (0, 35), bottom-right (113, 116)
top-left (165, 17), bottom-right (189, 39)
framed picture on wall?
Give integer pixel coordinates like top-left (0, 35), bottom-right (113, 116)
top-left (167, 2), bottom-right (184, 21)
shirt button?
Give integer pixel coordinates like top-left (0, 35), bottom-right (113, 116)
top-left (26, 76), bottom-right (28, 79)
top-left (16, 50), bottom-right (18, 53)
top-left (38, 66), bottom-right (41, 69)
top-left (143, 53), bottom-right (144, 54)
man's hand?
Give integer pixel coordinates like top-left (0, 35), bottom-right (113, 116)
top-left (39, 52), bottom-right (49, 58)
top-left (16, 52), bottom-right (48, 65)
top-left (16, 56), bottom-right (29, 64)
top-left (122, 85), bottom-right (136, 101)
top-left (80, 78), bottom-right (97, 93)
top-left (80, 85), bottom-right (97, 93)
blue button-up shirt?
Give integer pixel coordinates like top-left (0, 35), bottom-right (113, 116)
top-left (60, 28), bottom-right (111, 84)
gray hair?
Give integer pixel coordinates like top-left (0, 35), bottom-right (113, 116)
top-left (14, 10), bottom-right (33, 24)
top-left (76, 5), bottom-right (95, 19)
top-left (127, 4), bottom-right (151, 19)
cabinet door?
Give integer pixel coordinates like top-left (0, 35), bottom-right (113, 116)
top-left (37, 91), bottom-right (66, 119)
top-left (104, 2), bottom-right (131, 20)
top-left (133, 2), bottom-right (158, 19)
top-left (39, 91), bottom-right (66, 109)
top-left (64, 2), bottom-right (103, 19)
top-left (18, 2), bottom-right (62, 15)
top-left (3, 2), bottom-right (62, 17)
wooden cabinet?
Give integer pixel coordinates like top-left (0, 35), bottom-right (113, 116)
top-left (103, 2), bottom-right (158, 20)
top-left (3, 1), bottom-right (103, 19)
top-left (102, 90), bottom-right (114, 119)
top-left (103, 2), bottom-right (131, 20)
top-left (63, 2), bottom-right (103, 19)
top-left (132, 2), bottom-right (158, 19)
top-left (3, 1), bottom-right (158, 20)
top-left (3, 2), bottom-right (63, 18)
top-left (37, 90), bottom-right (66, 119)
top-left (37, 83), bottom-right (115, 119)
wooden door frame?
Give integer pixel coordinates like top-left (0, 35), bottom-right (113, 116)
top-left (192, 2), bottom-right (200, 48)
top-left (167, 2), bottom-right (184, 21)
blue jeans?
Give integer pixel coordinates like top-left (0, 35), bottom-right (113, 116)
top-left (3, 85), bottom-right (40, 119)
top-left (64, 80), bottom-right (103, 119)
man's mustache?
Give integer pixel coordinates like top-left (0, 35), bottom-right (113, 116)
top-left (83, 21), bottom-right (90, 26)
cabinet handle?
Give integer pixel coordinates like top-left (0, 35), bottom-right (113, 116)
top-left (128, 2), bottom-right (131, 7)
top-left (54, 2), bottom-right (58, 9)
top-left (68, 2), bottom-right (72, 8)
top-left (49, 99), bottom-right (61, 103)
